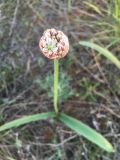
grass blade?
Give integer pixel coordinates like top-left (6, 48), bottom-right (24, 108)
top-left (79, 41), bottom-right (120, 69)
top-left (0, 112), bottom-right (56, 132)
top-left (84, 2), bottom-right (102, 15)
top-left (59, 113), bottom-right (114, 152)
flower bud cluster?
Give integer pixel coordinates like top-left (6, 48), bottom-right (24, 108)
top-left (39, 28), bottom-right (69, 59)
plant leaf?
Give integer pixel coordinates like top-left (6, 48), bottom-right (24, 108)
top-left (0, 112), bottom-right (56, 132)
top-left (59, 113), bottom-right (114, 152)
top-left (84, 2), bottom-right (102, 15)
top-left (79, 41), bottom-right (120, 69)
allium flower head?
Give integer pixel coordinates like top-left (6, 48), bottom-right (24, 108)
top-left (39, 28), bottom-right (69, 59)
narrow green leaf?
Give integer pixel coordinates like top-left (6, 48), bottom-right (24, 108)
top-left (59, 113), bottom-right (114, 152)
top-left (79, 41), bottom-right (120, 69)
top-left (0, 112), bottom-right (56, 132)
top-left (84, 2), bottom-right (102, 15)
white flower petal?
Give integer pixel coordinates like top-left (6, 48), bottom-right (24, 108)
top-left (52, 47), bottom-right (58, 53)
top-left (46, 37), bottom-right (52, 44)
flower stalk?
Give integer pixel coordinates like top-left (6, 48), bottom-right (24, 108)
top-left (54, 59), bottom-right (59, 114)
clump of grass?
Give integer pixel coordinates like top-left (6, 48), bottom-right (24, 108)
top-left (83, 0), bottom-right (120, 45)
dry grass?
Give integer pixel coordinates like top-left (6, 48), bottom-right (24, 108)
top-left (0, 0), bottom-right (120, 159)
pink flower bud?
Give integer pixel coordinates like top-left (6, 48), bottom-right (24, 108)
top-left (39, 28), bottom-right (69, 59)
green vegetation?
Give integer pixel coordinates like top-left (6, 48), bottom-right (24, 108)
top-left (34, 70), bottom-right (75, 104)
top-left (78, 77), bottom-right (102, 102)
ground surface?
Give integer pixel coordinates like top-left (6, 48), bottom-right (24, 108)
top-left (0, 0), bottom-right (120, 160)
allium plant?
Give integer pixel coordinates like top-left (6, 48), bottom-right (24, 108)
top-left (0, 29), bottom-right (114, 152)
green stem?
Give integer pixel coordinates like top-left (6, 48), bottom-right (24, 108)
top-left (54, 59), bottom-right (59, 114)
